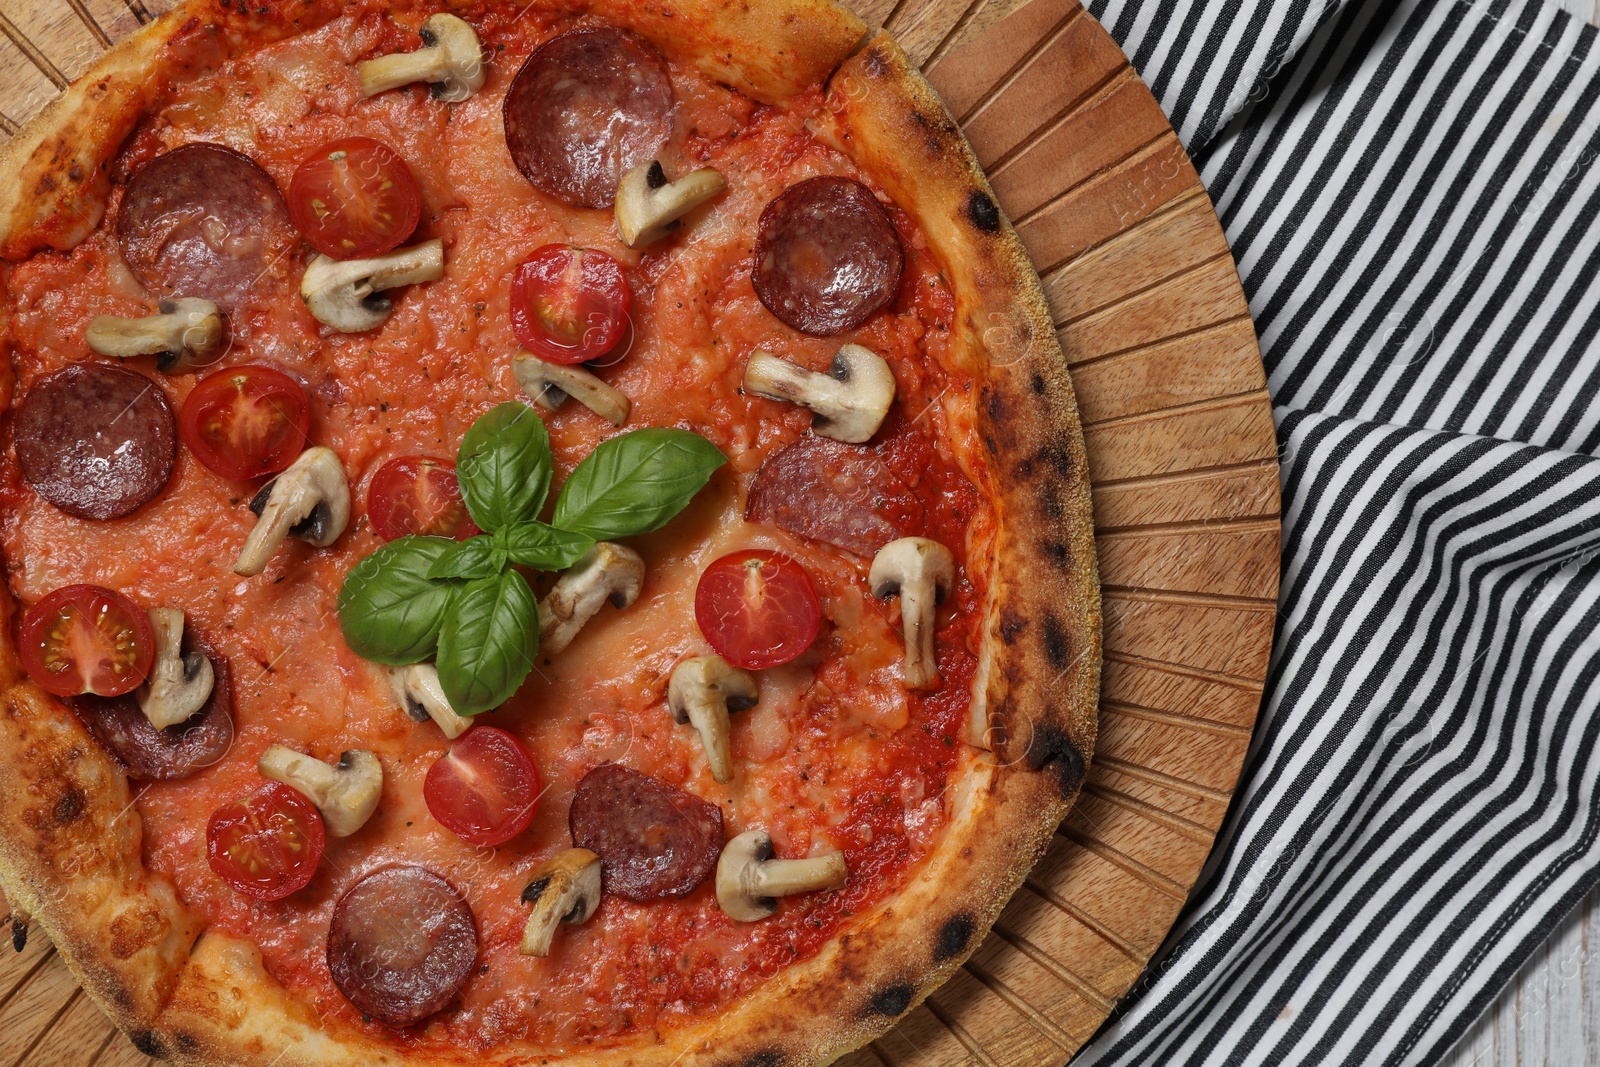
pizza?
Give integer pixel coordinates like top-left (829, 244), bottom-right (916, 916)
top-left (0, 1), bottom-right (1100, 1064)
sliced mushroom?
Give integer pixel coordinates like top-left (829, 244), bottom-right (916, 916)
top-left (538, 542), bottom-right (645, 655)
top-left (869, 537), bottom-right (955, 690)
top-left (519, 847), bottom-right (602, 956)
top-left (667, 656), bottom-right (757, 783)
top-left (512, 351), bottom-right (630, 427)
top-left (388, 662), bottom-right (471, 740)
top-left (301, 240), bottom-right (444, 334)
top-left (742, 345), bottom-right (895, 444)
top-left (136, 608), bottom-right (214, 730)
top-left (86, 297), bottom-right (223, 371)
top-left (615, 161), bottom-right (727, 248)
top-left (235, 447), bottom-right (351, 577)
top-left (358, 13), bottom-right (486, 102)
top-left (257, 745), bottom-right (383, 838)
top-left (716, 829), bottom-right (847, 922)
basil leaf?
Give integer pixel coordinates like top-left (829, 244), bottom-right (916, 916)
top-left (457, 402), bottom-right (552, 533)
top-left (437, 570), bottom-right (539, 716)
top-left (426, 536), bottom-right (508, 581)
top-left (337, 536), bottom-right (459, 664)
top-left (497, 522), bottom-right (595, 571)
top-left (552, 428), bottom-right (725, 541)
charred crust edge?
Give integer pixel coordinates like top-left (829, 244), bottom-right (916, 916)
top-left (866, 980), bottom-right (915, 1018)
top-left (1025, 724), bottom-right (1087, 798)
top-left (130, 1030), bottom-right (163, 1057)
top-left (933, 913), bottom-right (975, 963)
top-left (966, 189), bottom-right (1001, 233)
top-left (738, 1050), bottom-right (785, 1067)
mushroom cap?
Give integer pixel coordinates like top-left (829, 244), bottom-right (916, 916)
top-left (324, 749), bottom-right (384, 837)
top-left (716, 829), bottom-right (780, 922)
top-left (511, 351), bottom-right (631, 426)
top-left (869, 536), bottom-right (956, 599)
top-left (85, 296), bottom-right (225, 367)
top-left (419, 13), bottom-right (487, 101)
top-left (615, 161), bottom-right (727, 247)
top-left (742, 345), bottom-right (895, 444)
top-left (666, 655), bottom-right (758, 725)
top-left (236, 446), bottom-right (352, 576)
top-left (136, 607), bottom-right (215, 730)
top-left (358, 13), bottom-right (486, 102)
top-left (390, 663), bottom-right (471, 739)
top-left (520, 847), bottom-right (602, 956)
top-left (539, 542), bottom-right (647, 654)
top-left (257, 745), bottom-right (383, 838)
top-left (300, 240), bottom-right (444, 334)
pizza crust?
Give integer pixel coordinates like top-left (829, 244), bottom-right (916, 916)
top-left (0, 6), bottom-right (1098, 1067)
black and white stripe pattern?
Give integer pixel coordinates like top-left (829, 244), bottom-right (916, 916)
top-left (1072, 0), bottom-right (1600, 1062)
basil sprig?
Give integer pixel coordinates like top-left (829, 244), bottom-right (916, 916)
top-left (338, 536), bottom-right (461, 664)
top-left (553, 428), bottom-right (729, 541)
top-left (337, 403), bottom-right (724, 716)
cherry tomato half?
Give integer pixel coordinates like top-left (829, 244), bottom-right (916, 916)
top-left (207, 782), bottom-right (326, 900)
top-left (694, 550), bottom-right (821, 670)
top-left (181, 365), bottom-right (311, 481)
top-left (288, 136), bottom-right (422, 260)
top-left (510, 245), bottom-right (631, 364)
top-left (18, 584), bottom-right (154, 698)
top-left (366, 456), bottom-right (481, 542)
top-left (424, 727), bottom-right (541, 847)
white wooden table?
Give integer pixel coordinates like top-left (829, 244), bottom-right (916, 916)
top-left (1437, 4), bottom-right (1599, 1060)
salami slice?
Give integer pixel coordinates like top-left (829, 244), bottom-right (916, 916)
top-left (753, 177), bottom-right (906, 336)
top-left (746, 435), bottom-right (922, 558)
top-left (74, 634), bottom-right (233, 780)
top-left (14, 363), bottom-right (176, 521)
top-left (568, 764), bottom-right (723, 902)
top-left (115, 143), bottom-right (298, 310)
top-left (503, 28), bottom-right (674, 209)
top-left (328, 866), bottom-right (478, 1028)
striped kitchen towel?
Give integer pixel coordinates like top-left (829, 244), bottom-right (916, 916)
top-left (1073, 0), bottom-right (1600, 1063)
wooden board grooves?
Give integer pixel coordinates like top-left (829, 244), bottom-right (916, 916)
top-left (1091, 756), bottom-right (1235, 802)
top-left (0, 949), bottom-right (57, 1016)
top-left (958, 961), bottom-right (1078, 1051)
top-left (61, 0), bottom-right (113, 46)
top-left (1057, 826), bottom-right (1188, 901)
top-left (941, 4), bottom-right (1083, 125)
top-left (1019, 880), bottom-right (1145, 960)
top-left (0, 1), bottom-right (1279, 1064)
top-left (987, 921), bottom-right (1116, 1011)
top-left (12, 986), bottom-right (84, 1067)
top-left (1053, 249), bottom-right (1236, 332)
top-left (1101, 649), bottom-right (1267, 690)
top-left (1081, 390), bottom-right (1267, 435)
top-left (1103, 585), bottom-right (1278, 610)
top-left (1095, 515), bottom-right (1280, 538)
top-left (982, 66), bottom-right (1131, 179)
top-left (1064, 319), bottom-right (1257, 377)
top-left (0, 10), bottom-right (68, 87)
top-left (1041, 185), bottom-right (1209, 288)
top-left (862, 1042), bottom-right (895, 1067)
top-left (1008, 128), bottom-right (1167, 229)
top-left (923, 994), bottom-right (1002, 1067)
top-left (1100, 697), bottom-right (1255, 738)
top-left (921, 0), bottom-right (996, 70)
top-left (1079, 782), bottom-right (1215, 843)
top-left (1091, 456), bottom-right (1279, 492)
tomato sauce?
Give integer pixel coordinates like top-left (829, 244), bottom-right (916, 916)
top-left (0, 2), bottom-right (995, 1051)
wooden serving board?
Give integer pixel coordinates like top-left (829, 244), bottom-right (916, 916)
top-left (0, 0), bottom-right (1280, 1063)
